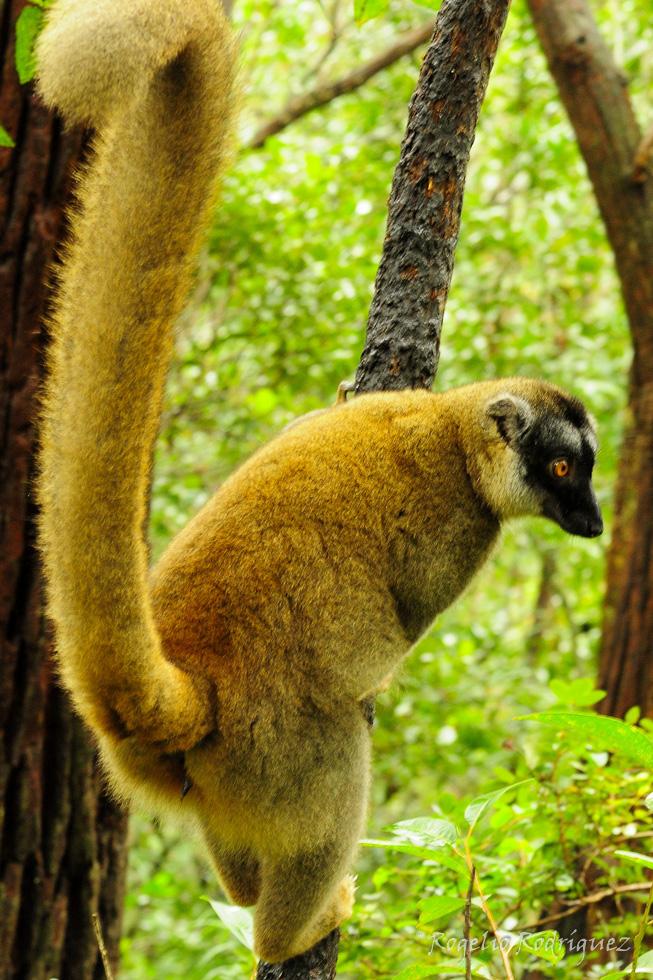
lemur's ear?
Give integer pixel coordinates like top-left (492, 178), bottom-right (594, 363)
top-left (485, 393), bottom-right (533, 446)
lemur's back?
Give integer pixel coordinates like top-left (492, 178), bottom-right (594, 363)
top-left (150, 389), bottom-right (500, 704)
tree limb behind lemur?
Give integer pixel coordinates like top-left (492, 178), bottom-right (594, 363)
top-left (36, 0), bottom-right (237, 749)
top-left (244, 21), bottom-right (434, 150)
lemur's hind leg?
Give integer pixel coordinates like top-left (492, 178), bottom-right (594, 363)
top-left (254, 839), bottom-right (359, 964)
top-left (252, 722), bottom-right (368, 964)
top-left (204, 832), bottom-right (262, 907)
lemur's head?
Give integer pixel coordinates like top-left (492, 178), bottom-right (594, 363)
top-left (479, 381), bottom-right (602, 538)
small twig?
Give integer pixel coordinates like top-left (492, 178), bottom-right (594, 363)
top-left (461, 840), bottom-right (515, 980)
top-left (301, 0), bottom-right (346, 84)
top-left (632, 123), bottom-right (653, 183)
top-left (244, 22), bottom-right (434, 149)
top-left (630, 878), bottom-right (653, 978)
top-left (92, 913), bottom-right (115, 980)
top-left (464, 865), bottom-right (476, 980)
top-left (529, 881), bottom-right (651, 928)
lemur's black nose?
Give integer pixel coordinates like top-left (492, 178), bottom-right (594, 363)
top-left (587, 517), bottom-right (603, 538)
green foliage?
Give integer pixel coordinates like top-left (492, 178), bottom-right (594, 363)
top-left (122, 0), bottom-right (653, 976)
top-left (523, 712), bottom-right (653, 769)
top-left (15, 5), bottom-right (44, 84)
top-left (354, 0), bottom-right (391, 24)
top-left (354, 723), bottom-right (652, 978)
top-left (0, 126), bottom-right (15, 147)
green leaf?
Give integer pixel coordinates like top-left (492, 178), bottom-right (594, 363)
top-left (549, 677), bottom-right (606, 707)
top-left (464, 779), bottom-right (534, 830)
top-left (393, 968), bottom-right (441, 980)
top-left (353, 0), bottom-right (390, 25)
top-left (626, 706), bottom-right (642, 725)
top-left (522, 712), bottom-right (653, 768)
top-left (15, 6), bottom-right (44, 84)
top-left (517, 930), bottom-right (565, 964)
top-left (362, 836), bottom-right (466, 873)
top-left (0, 125), bottom-right (15, 148)
top-left (395, 963), bottom-right (492, 979)
top-left (418, 894), bottom-right (466, 924)
top-left (615, 849), bottom-right (653, 871)
top-left (206, 899), bottom-right (254, 951)
top-left (393, 817), bottom-right (459, 847)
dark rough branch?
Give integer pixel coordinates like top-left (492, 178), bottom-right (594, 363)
top-left (245, 22), bottom-right (434, 150)
top-left (255, 928), bottom-right (340, 980)
top-left (355, 0), bottom-right (511, 393)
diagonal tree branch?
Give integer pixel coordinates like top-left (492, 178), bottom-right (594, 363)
top-left (633, 122), bottom-right (653, 184)
top-left (244, 21), bottom-right (434, 150)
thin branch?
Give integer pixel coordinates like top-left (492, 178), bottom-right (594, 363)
top-left (461, 839), bottom-right (515, 980)
top-left (630, 879), bottom-right (653, 979)
top-left (92, 913), bottom-right (115, 980)
top-left (301, 0), bottom-right (346, 84)
top-left (530, 881), bottom-right (651, 928)
top-left (244, 22), bottom-right (434, 150)
top-left (633, 122), bottom-right (653, 183)
top-left (464, 865), bottom-right (476, 980)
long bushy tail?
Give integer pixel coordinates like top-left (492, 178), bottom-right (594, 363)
top-left (37, 0), bottom-right (237, 747)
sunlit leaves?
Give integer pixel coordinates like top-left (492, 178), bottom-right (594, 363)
top-left (549, 676), bottom-right (606, 707)
top-left (463, 779), bottom-right (533, 831)
top-left (15, 5), bottom-right (44, 83)
top-left (354, 0), bottom-right (390, 24)
top-left (523, 711), bottom-right (653, 768)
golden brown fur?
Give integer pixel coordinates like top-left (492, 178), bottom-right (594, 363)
top-left (37, 0), bottom-right (237, 750)
top-left (36, 0), bottom-right (599, 963)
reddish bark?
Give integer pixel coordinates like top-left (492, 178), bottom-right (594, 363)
top-left (0, 2), bottom-right (128, 977)
top-left (527, 0), bottom-right (653, 718)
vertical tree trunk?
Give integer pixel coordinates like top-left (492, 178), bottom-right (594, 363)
top-left (0, 2), bottom-right (128, 977)
top-left (526, 0), bottom-right (653, 719)
top-left (355, 0), bottom-right (510, 393)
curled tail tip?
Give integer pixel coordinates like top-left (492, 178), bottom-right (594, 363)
top-left (36, 8), bottom-right (131, 125)
top-left (36, 0), bottom-right (234, 126)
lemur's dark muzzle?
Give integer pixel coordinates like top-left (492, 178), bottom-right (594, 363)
top-left (544, 487), bottom-right (603, 539)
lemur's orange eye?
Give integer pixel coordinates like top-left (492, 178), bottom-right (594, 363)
top-left (551, 459), bottom-right (570, 478)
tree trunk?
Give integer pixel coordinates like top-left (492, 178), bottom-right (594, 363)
top-left (256, 1), bottom-right (510, 976)
top-left (0, 2), bottom-right (128, 978)
top-left (526, 0), bottom-right (653, 719)
top-left (355, 0), bottom-right (510, 393)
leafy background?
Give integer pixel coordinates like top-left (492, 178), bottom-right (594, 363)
top-left (117, 0), bottom-right (653, 976)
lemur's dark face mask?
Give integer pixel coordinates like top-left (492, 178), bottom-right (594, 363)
top-left (522, 421), bottom-right (602, 539)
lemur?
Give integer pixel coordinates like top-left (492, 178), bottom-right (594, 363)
top-left (36, 0), bottom-right (602, 962)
